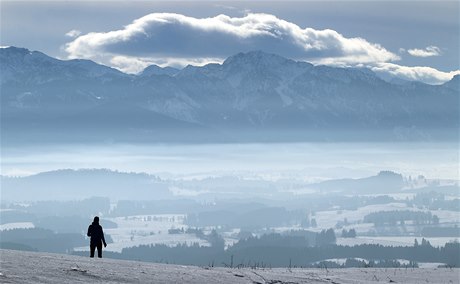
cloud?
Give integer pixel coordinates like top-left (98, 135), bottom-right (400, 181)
top-left (109, 55), bottom-right (222, 73)
top-left (371, 62), bottom-right (459, 85)
top-left (109, 56), bottom-right (155, 74)
top-left (64, 13), bottom-right (458, 84)
top-left (407, 46), bottom-right (441, 57)
top-left (65, 13), bottom-right (398, 71)
top-left (65, 29), bottom-right (82, 38)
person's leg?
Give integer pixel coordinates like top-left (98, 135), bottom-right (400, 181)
top-left (90, 243), bottom-right (95, 258)
top-left (97, 242), bottom-right (103, 258)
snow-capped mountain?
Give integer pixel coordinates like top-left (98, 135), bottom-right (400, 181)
top-left (0, 47), bottom-right (124, 84)
top-left (140, 64), bottom-right (179, 77)
top-left (1, 47), bottom-right (458, 144)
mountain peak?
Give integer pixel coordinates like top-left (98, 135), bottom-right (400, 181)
top-left (449, 74), bottom-right (459, 83)
top-left (223, 50), bottom-right (293, 67)
top-left (0, 46), bottom-right (34, 61)
top-left (141, 64), bottom-right (179, 77)
top-left (0, 46), bottom-right (30, 53)
top-left (0, 46), bottom-right (125, 82)
top-left (442, 74), bottom-right (460, 90)
top-left (0, 46), bottom-right (55, 60)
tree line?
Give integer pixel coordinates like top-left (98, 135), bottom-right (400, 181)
top-left (72, 234), bottom-right (459, 268)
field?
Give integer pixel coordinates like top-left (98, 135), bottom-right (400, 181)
top-left (74, 215), bottom-right (210, 253)
top-left (1, 249), bottom-right (459, 284)
top-left (70, 201), bottom-right (459, 257)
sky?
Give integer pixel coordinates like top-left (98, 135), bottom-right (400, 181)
top-left (1, 1), bottom-right (459, 84)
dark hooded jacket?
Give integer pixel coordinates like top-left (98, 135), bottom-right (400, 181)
top-left (87, 217), bottom-right (106, 246)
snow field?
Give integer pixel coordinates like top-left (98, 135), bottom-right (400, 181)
top-left (0, 222), bottom-right (34, 231)
top-left (1, 249), bottom-right (459, 284)
top-left (76, 214), bottom-right (210, 253)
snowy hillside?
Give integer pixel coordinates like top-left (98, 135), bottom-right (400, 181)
top-left (1, 249), bottom-right (459, 284)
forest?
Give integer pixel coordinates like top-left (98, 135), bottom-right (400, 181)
top-left (72, 234), bottom-right (460, 268)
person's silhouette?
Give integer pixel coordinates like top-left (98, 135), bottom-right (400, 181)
top-left (87, 216), bottom-right (107, 258)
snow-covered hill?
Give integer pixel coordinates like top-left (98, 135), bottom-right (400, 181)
top-left (1, 47), bottom-right (458, 145)
top-left (1, 249), bottom-right (459, 284)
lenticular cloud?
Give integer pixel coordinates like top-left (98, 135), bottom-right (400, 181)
top-left (65, 13), bottom-right (398, 67)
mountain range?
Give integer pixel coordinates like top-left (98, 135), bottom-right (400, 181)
top-left (1, 169), bottom-right (169, 201)
top-left (1, 47), bottom-right (458, 144)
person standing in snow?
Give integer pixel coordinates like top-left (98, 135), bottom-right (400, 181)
top-left (87, 216), bottom-right (107, 258)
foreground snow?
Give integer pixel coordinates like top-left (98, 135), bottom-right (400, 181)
top-left (1, 249), bottom-right (459, 284)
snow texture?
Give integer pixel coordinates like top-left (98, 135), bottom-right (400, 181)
top-left (1, 249), bottom-right (459, 284)
top-left (0, 222), bottom-right (35, 231)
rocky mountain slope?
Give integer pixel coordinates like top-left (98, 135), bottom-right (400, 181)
top-left (1, 249), bottom-right (459, 284)
top-left (1, 47), bottom-right (458, 145)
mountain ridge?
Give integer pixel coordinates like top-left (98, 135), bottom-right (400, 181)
top-left (4, 169), bottom-right (456, 202)
top-left (1, 47), bottom-right (458, 145)
top-left (2, 46), bottom-right (458, 85)
top-left (1, 168), bottom-right (170, 201)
